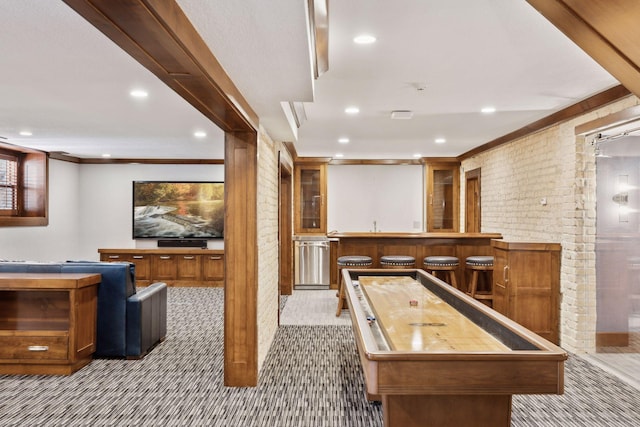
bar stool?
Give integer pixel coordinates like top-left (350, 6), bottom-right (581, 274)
top-left (466, 256), bottom-right (494, 306)
top-left (423, 256), bottom-right (459, 288)
top-left (336, 256), bottom-right (373, 316)
top-left (380, 255), bottom-right (416, 269)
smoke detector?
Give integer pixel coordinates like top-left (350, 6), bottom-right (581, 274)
top-left (390, 110), bottom-right (413, 120)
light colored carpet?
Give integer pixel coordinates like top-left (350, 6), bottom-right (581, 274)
top-left (280, 289), bottom-right (351, 325)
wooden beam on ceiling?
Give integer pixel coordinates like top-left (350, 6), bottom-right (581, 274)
top-left (526, 0), bottom-right (640, 98)
top-left (62, 0), bottom-right (259, 132)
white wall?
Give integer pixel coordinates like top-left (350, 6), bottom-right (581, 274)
top-left (0, 160), bottom-right (82, 261)
top-left (0, 159), bottom-right (224, 262)
top-left (327, 164), bottom-right (424, 232)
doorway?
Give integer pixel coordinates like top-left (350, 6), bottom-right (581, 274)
top-left (591, 126), bottom-right (640, 388)
top-left (465, 168), bottom-right (481, 233)
top-left (279, 155), bottom-right (294, 300)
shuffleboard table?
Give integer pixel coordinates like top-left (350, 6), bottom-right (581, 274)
top-left (342, 269), bottom-right (567, 427)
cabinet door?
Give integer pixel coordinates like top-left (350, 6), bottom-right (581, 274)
top-left (176, 255), bottom-right (202, 280)
top-left (295, 164), bottom-right (327, 234)
top-left (492, 247), bottom-right (509, 315)
top-left (128, 255), bottom-right (151, 281)
top-left (203, 254), bottom-right (224, 281)
top-left (153, 255), bottom-right (177, 281)
top-left (426, 163), bottom-right (460, 232)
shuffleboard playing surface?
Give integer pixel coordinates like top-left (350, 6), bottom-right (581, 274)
top-left (359, 276), bottom-right (509, 352)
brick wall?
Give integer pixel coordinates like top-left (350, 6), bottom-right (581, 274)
top-left (256, 127), bottom-right (281, 370)
top-left (461, 95), bottom-right (640, 353)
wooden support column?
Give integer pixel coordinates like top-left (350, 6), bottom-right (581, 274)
top-left (224, 131), bottom-right (259, 386)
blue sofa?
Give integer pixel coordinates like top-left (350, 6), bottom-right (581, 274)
top-left (0, 261), bottom-right (167, 358)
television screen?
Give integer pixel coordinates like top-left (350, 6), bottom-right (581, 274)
top-left (132, 181), bottom-right (224, 239)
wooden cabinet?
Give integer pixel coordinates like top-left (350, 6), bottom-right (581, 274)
top-left (103, 252), bottom-right (152, 284)
top-left (99, 249), bottom-right (224, 287)
top-left (203, 253), bottom-right (224, 281)
top-left (492, 240), bottom-right (561, 344)
top-left (426, 161), bottom-right (460, 232)
top-left (294, 162), bottom-right (327, 234)
top-left (0, 273), bottom-right (100, 375)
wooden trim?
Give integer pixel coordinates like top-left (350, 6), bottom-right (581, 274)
top-left (526, 0), bottom-right (640, 98)
top-left (596, 332), bottom-right (629, 347)
top-left (459, 85), bottom-right (631, 160)
top-left (309, 0), bottom-right (329, 78)
top-left (283, 141), bottom-right (298, 161)
top-left (49, 152), bottom-right (223, 164)
top-left (224, 131), bottom-right (258, 386)
top-left (576, 104), bottom-right (640, 135)
top-left (294, 157), bottom-right (331, 164)
top-left (329, 158), bottom-right (423, 166)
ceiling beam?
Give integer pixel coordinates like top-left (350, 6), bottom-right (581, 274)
top-left (62, 0), bottom-right (259, 132)
top-left (526, 0), bottom-right (640, 98)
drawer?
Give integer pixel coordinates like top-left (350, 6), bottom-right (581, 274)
top-left (0, 335), bottom-right (69, 360)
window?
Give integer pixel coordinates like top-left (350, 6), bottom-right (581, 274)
top-left (0, 154), bottom-right (19, 215)
top-left (0, 144), bottom-right (48, 226)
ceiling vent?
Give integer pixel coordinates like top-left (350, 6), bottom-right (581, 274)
top-left (390, 110), bottom-right (413, 120)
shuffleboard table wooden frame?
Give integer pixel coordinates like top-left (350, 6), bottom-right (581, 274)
top-left (342, 268), bottom-right (567, 427)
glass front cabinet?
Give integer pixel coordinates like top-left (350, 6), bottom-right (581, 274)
top-left (426, 161), bottom-right (460, 232)
top-left (294, 162), bottom-right (327, 234)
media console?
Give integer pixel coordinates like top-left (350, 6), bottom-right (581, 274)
top-left (98, 248), bottom-right (224, 287)
top-left (0, 273), bottom-right (101, 375)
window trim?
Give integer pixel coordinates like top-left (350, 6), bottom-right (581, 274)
top-left (0, 143), bottom-right (48, 227)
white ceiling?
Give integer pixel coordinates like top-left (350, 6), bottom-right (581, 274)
top-left (0, 0), bottom-right (620, 160)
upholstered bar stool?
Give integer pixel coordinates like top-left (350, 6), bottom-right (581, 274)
top-left (423, 256), bottom-right (459, 288)
top-left (336, 255), bottom-right (373, 316)
top-left (465, 255), bottom-right (494, 306)
top-left (380, 255), bottom-right (416, 269)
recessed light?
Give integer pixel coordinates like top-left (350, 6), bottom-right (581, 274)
top-left (19, 131), bottom-right (32, 136)
top-left (102, 153), bottom-right (111, 158)
top-left (130, 89), bottom-right (148, 98)
top-left (194, 131), bottom-right (207, 138)
top-left (413, 153), bottom-right (422, 158)
top-left (338, 137), bottom-right (350, 144)
top-left (481, 106), bottom-right (496, 114)
top-left (354, 34), bottom-right (376, 44)
top-left (435, 138), bottom-right (446, 144)
top-left (335, 153), bottom-right (344, 158)
top-left (345, 106), bottom-right (360, 114)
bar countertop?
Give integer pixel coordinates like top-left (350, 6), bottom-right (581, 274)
top-left (327, 231), bottom-right (503, 239)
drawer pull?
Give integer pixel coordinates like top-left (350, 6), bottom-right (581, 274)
top-left (503, 266), bottom-right (509, 283)
top-left (183, 256), bottom-right (195, 260)
top-left (160, 256), bottom-right (171, 260)
top-left (108, 255), bottom-right (120, 259)
top-left (28, 345), bottom-right (49, 352)
top-left (132, 255), bottom-right (144, 259)
top-left (209, 256), bottom-right (222, 260)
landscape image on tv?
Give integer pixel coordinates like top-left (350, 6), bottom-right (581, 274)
top-left (133, 181), bottom-right (224, 239)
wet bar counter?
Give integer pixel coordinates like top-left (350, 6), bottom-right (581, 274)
top-left (327, 232), bottom-right (502, 289)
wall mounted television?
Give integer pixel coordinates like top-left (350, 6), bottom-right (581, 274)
top-left (132, 181), bottom-right (224, 239)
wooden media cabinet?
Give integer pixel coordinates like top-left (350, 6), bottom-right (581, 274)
top-left (98, 248), bottom-right (224, 287)
top-left (0, 273), bottom-right (101, 375)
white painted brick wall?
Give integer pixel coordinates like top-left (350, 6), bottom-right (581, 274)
top-left (256, 127), bottom-right (281, 370)
top-left (461, 95), bottom-right (640, 353)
